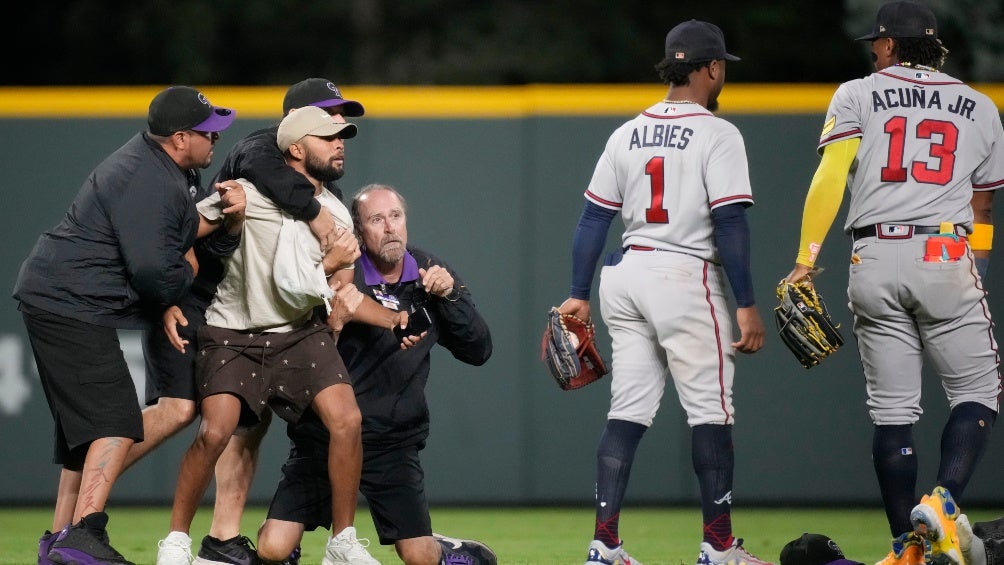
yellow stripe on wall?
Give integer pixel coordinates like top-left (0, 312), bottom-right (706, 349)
top-left (2, 84), bottom-right (1003, 118)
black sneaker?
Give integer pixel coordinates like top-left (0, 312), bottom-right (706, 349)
top-left (434, 533), bottom-right (498, 565)
top-left (975, 516), bottom-right (1004, 542)
top-left (193, 535), bottom-right (261, 565)
top-left (48, 512), bottom-right (134, 565)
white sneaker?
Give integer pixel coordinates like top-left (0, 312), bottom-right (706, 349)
top-left (697, 539), bottom-right (775, 565)
top-left (158, 531), bottom-right (194, 565)
top-left (584, 539), bottom-right (642, 565)
top-left (322, 526), bottom-right (381, 565)
top-left (957, 514), bottom-right (985, 565)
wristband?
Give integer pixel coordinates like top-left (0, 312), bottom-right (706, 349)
top-left (970, 223), bottom-right (993, 251)
top-left (442, 286), bottom-right (463, 302)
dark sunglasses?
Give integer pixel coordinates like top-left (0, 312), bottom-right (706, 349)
top-left (189, 130), bottom-right (220, 142)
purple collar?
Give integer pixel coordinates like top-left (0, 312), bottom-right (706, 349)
top-left (360, 249), bottom-right (420, 286)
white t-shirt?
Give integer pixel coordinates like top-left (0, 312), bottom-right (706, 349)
top-left (198, 179), bottom-right (352, 331)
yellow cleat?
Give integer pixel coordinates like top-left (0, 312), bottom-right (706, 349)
top-left (911, 487), bottom-right (964, 565)
top-left (875, 533), bottom-right (926, 565)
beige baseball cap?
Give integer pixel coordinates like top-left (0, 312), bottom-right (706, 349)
top-left (277, 105), bottom-right (358, 152)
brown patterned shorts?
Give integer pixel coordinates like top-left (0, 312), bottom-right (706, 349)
top-left (196, 318), bottom-right (350, 425)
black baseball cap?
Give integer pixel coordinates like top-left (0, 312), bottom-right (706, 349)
top-left (780, 534), bottom-right (865, 565)
top-left (148, 86), bottom-right (235, 136)
top-left (282, 78), bottom-right (365, 117)
top-left (856, 1), bottom-right (938, 41)
top-left (665, 20), bottom-right (740, 63)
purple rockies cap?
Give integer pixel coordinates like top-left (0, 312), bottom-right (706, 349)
top-left (283, 78), bottom-right (365, 117)
top-left (148, 86), bottom-right (235, 135)
top-left (780, 534), bottom-right (865, 565)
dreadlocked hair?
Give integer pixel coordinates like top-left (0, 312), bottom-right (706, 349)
top-left (655, 57), bottom-right (714, 86)
top-left (895, 37), bottom-right (949, 69)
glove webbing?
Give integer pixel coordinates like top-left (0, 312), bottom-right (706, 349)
top-left (785, 284), bottom-right (839, 355)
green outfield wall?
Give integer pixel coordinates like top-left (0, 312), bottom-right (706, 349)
top-left (1, 86), bottom-right (1002, 507)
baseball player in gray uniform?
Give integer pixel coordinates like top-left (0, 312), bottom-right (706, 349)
top-left (783, 3), bottom-right (1003, 565)
top-left (559, 20), bottom-right (769, 565)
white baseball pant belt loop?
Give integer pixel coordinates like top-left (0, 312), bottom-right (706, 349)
top-left (851, 223), bottom-right (967, 242)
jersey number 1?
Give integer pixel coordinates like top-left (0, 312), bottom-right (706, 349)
top-left (881, 116), bottom-right (958, 185)
top-left (645, 156), bottom-right (669, 223)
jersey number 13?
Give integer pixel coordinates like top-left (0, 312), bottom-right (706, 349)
top-left (881, 116), bottom-right (958, 185)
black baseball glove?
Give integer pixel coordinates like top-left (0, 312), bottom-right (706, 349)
top-left (958, 513), bottom-right (1004, 565)
top-left (540, 307), bottom-right (609, 390)
top-left (774, 276), bottom-right (844, 369)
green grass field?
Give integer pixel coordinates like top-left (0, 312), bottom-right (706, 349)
top-left (3, 505), bottom-right (1002, 565)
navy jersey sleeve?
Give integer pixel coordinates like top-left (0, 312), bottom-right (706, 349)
top-left (570, 201), bottom-right (618, 300)
top-left (711, 203), bottom-right (755, 307)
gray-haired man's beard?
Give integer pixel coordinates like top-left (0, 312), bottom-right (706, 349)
top-left (379, 248), bottom-right (405, 265)
top-left (377, 240), bottom-right (405, 265)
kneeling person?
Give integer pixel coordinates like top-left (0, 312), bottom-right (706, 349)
top-left (257, 185), bottom-right (496, 565)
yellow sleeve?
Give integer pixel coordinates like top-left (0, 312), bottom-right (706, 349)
top-left (796, 137), bottom-right (860, 267)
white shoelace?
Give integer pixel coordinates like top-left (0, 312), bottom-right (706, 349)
top-left (157, 538), bottom-right (193, 564)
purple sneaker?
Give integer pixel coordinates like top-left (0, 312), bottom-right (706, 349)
top-left (281, 545), bottom-right (301, 565)
top-left (442, 554), bottom-right (474, 565)
top-left (47, 512), bottom-right (134, 565)
top-left (39, 528), bottom-right (65, 565)
top-left (434, 533), bottom-right (498, 565)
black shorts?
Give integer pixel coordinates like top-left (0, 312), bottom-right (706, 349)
top-left (196, 318), bottom-right (350, 425)
top-left (267, 440), bottom-right (431, 545)
top-left (20, 304), bottom-right (143, 468)
top-left (142, 293), bottom-right (210, 405)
